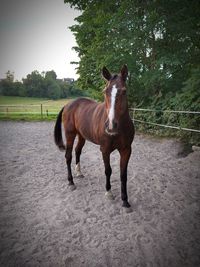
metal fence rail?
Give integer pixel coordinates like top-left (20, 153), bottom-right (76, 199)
top-left (131, 108), bottom-right (200, 134)
top-left (0, 104), bottom-right (200, 134)
top-left (130, 108), bottom-right (200, 114)
top-left (0, 104), bottom-right (59, 117)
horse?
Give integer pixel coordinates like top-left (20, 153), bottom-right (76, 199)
top-left (54, 65), bottom-right (135, 209)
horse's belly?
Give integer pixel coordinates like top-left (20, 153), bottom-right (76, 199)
top-left (78, 126), bottom-right (100, 145)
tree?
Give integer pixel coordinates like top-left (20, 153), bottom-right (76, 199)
top-left (65, 0), bottom-right (200, 105)
top-left (14, 81), bottom-right (26, 97)
top-left (45, 70), bottom-right (57, 80)
top-left (46, 80), bottom-right (61, 100)
top-left (0, 71), bottom-right (16, 96)
top-left (44, 70), bottom-right (61, 99)
top-left (5, 71), bottom-right (14, 83)
top-left (23, 71), bottom-right (45, 97)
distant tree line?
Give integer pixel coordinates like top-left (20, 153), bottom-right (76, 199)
top-left (65, 0), bottom-right (200, 144)
top-left (0, 70), bottom-right (83, 99)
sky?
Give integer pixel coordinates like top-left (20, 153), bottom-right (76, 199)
top-left (0, 0), bottom-right (81, 81)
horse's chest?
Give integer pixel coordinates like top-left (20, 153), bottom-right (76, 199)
top-left (99, 135), bottom-right (121, 152)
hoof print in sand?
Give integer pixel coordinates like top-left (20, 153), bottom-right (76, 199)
top-left (125, 207), bottom-right (133, 213)
top-left (76, 174), bottom-right (84, 178)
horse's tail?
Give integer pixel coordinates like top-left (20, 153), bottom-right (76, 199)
top-left (54, 107), bottom-right (65, 151)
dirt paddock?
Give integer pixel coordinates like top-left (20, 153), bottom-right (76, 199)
top-left (0, 121), bottom-right (200, 267)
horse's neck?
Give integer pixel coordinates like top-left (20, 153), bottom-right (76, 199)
top-left (121, 108), bottom-right (130, 122)
top-left (101, 101), bottom-right (107, 116)
top-left (101, 101), bottom-right (130, 121)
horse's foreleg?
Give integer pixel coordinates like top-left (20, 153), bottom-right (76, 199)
top-left (102, 152), bottom-right (114, 199)
top-left (75, 134), bottom-right (85, 177)
top-left (119, 147), bottom-right (132, 208)
top-left (65, 134), bottom-right (76, 190)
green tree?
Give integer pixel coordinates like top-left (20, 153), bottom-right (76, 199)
top-left (46, 79), bottom-right (61, 100)
top-left (45, 70), bottom-right (57, 80)
top-left (0, 71), bottom-right (16, 96)
top-left (5, 70), bottom-right (14, 83)
top-left (44, 70), bottom-right (61, 99)
top-left (65, 0), bottom-right (200, 105)
top-left (14, 81), bottom-right (26, 97)
top-left (23, 71), bottom-right (45, 97)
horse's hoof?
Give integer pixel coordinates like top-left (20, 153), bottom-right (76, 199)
top-left (105, 190), bottom-right (115, 200)
top-left (122, 201), bottom-right (131, 208)
top-left (122, 201), bottom-right (132, 213)
top-left (69, 184), bottom-right (76, 191)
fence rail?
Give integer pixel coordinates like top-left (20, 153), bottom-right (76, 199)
top-left (130, 108), bottom-right (200, 115)
top-left (0, 104), bottom-right (59, 117)
top-left (131, 108), bottom-right (200, 134)
top-left (0, 104), bottom-right (200, 134)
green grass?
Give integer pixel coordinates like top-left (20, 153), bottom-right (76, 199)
top-left (0, 113), bottom-right (57, 121)
top-left (0, 96), bottom-right (70, 106)
top-left (0, 96), bottom-right (46, 105)
top-left (0, 96), bottom-right (71, 121)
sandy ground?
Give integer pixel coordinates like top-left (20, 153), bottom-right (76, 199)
top-left (0, 121), bottom-right (200, 267)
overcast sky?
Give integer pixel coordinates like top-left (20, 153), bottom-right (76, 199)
top-left (0, 0), bottom-right (81, 81)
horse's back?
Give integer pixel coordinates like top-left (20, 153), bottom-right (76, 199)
top-left (64, 97), bottom-right (96, 111)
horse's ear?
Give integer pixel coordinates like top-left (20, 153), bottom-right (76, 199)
top-left (120, 64), bottom-right (128, 82)
top-left (102, 66), bottom-right (111, 81)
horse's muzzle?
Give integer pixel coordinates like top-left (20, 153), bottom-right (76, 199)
top-left (105, 120), bottom-right (118, 136)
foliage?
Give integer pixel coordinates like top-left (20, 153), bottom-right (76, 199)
top-left (65, 0), bottom-right (200, 144)
top-left (0, 70), bottom-right (84, 100)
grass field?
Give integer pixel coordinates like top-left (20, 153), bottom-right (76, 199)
top-left (0, 96), bottom-right (71, 121)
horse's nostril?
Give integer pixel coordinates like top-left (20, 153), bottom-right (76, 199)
top-left (113, 122), bottom-right (118, 129)
top-left (105, 119), bottom-right (118, 134)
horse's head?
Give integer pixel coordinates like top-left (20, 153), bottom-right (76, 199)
top-left (102, 65), bottom-right (128, 136)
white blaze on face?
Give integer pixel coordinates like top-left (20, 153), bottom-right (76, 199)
top-left (108, 84), bottom-right (118, 130)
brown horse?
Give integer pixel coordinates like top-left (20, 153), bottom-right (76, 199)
top-left (54, 65), bottom-right (135, 209)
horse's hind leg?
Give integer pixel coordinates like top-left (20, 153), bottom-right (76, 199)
top-left (75, 134), bottom-right (85, 177)
top-left (65, 133), bottom-right (76, 190)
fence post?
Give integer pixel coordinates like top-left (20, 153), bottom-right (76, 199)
top-left (46, 109), bottom-right (48, 117)
top-left (41, 104), bottom-right (43, 118)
